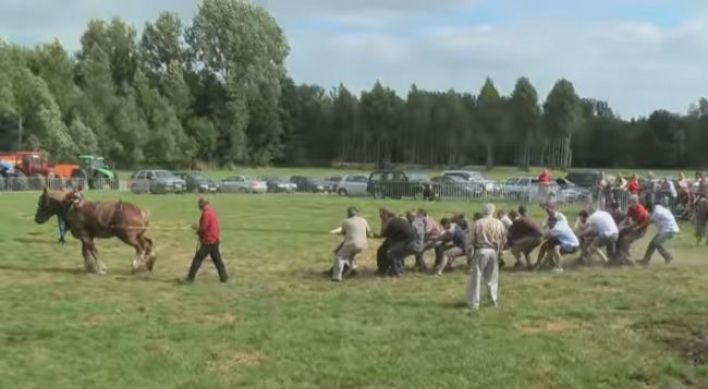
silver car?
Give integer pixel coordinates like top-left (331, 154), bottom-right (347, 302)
top-left (335, 175), bottom-right (369, 196)
top-left (220, 175), bottom-right (268, 194)
top-left (129, 169), bottom-right (186, 194)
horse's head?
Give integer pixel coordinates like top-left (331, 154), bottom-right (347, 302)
top-left (34, 188), bottom-right (72, 224)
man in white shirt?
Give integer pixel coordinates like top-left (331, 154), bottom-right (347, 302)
top-left (328, 207), bottom-right (373, 281)
top-left (639, 203), bottom-right (680, 265)
top-left (578, 207), bottom-right (619, 263)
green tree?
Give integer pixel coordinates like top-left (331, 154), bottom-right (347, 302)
top-left (67, 115), bottom-right (99, 154)
top-left (360, 81), bottom-right (403, 167)
top-left (476, 77), bottom-right (503, 169)
top-left (331, 84), bottom-right (360, 162)
top-left (140, 12), bottom-right (186, 79)
top-left (508, 77), bottom-right (541, 170)
top-left (161, 60), bottom-right (192, 120)
top-left (78, 18), bottom-right (140, 91)
top-left (27, 41), bottom-right (80, 118)
top-left (542, 79), bottom-right (581, 169)
top-left (189, 0), bottom-right (290, 164)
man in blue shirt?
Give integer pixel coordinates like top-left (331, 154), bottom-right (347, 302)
top-left (538, 215), bottom-right (580, 273)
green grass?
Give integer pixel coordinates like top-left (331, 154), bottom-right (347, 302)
top-left (1, 190), bottom-right (707, 388)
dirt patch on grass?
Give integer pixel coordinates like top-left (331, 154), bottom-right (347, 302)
top-left (206, 351), bottom-right (267, 373)
top-left (198, 313), bottom-right (240, 326)
top-left (636, 315), bottom-right (708, 367)
top-left (515, 319), bottom-right (588, 335)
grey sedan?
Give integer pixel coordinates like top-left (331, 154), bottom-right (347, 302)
top-left (129, 169), bottom-right (186, 194)
top-left (219, 176), bottom-right (268, 193)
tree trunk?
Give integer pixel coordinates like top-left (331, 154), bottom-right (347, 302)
top-left (16, 117), bottom-right (23, 150)
top-left (485, 141), bottom-right (494, 170)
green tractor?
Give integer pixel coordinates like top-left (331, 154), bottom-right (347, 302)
top-left (70, 155), bottom-right (117, 190)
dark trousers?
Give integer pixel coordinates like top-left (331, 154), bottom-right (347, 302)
top-left (387, 241), bottom-right (416, 277)
top-left (187, 241), bottom-right (228, 282)
top-left (377, 240), bottom-right (391, 274)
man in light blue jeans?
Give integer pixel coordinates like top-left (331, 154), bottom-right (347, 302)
top-left (640, 203), bottom-right (680, 265)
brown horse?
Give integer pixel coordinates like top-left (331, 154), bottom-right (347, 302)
top-left (34, 188), bottom-right (155, 274)
top-left (694, 197), bottom-right (708, 246)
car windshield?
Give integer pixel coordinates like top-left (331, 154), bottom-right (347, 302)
top-left (191, 174), bottom-right (208, 180)
top-left (87, 157), bottom-right (106, 169)
top-left (154, 170), bottom-right (175, 178)
top-left (446, 176), bottom-right (467, 183)
top-left (446, 171), bottom-right (483, 180)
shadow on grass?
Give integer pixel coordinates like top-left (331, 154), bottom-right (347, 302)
top-left (14, 237), bottom-right (62, 245)
top-left (113, 274), bottom-right (180, 284)
top-left (0, 264), bottom-right (83, 275)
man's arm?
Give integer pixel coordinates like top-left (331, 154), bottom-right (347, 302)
top-left (196, 211), bottom-right (211, 234)
top-left (365, 221), bottom-right (374, 238)
top-left (633, 217), bottom-right (651, 231)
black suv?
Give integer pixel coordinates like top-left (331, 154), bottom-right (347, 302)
top-left (565, 169), bottom-right (601, 189)
top-left (367, 170), bottom-right (435, 200)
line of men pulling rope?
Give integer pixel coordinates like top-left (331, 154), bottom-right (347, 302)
top-left (327, 196), bottom-right (688, 311)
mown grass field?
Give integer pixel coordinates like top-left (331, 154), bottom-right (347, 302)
top-left (1, 188), bottom-right (707, 389)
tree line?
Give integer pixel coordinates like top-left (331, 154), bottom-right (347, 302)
top-left (1, 0), bottom-right (707, 171)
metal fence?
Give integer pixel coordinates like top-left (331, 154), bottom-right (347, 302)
top-left (365, 180), bottom-right (591, 205)
top-left (593, 188), bottom-right (689, 218)
top-left (0, 177), bottom-right (691, 217)
top-left (0, 177), bottom-right (121, 192)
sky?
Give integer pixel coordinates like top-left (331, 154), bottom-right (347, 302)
top-left (0, 0), bottom-right (707, 119)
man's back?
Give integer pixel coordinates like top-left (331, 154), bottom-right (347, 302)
top-left (588, 210), bottom-right (618, 237)
top-left (342, 216), bottom-right (370, 247)
top-left (383, 217), bottom-right (417, 243)
top-left (550, 221), bottom-right (579, 247)
top-left (509, 216), bottom-right (543, 241)
top-left (651, 205), bottom-right (680, 234)
top-left (199, 206), bottom-right (220, 244)
top-left (471, 216), bottom-right (506, 249)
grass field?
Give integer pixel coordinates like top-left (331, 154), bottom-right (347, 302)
top-left (1, 189), bottom-right (707, 389)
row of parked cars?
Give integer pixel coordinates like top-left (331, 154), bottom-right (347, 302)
top-left (128, 169), bottom-right (337, 194)
top-left (126, 168), bottom-right (592, 204)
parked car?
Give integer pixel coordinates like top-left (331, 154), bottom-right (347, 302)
top-left (266, 177), bottom-right (298, 193)
top-left (174, 171), bottom-right (220, 193)
top-left (290, 176), bottom-right (328, 193)
top-left (555, 178), bottom-right (590, 203)
top-left (504, 176), bottom-right (561, 202)
top-left (219, 176), bottom-right (268, 193)
top-left (324, 176), bottom-right (343, 193)
top-left (430, 175), bottom-right (481, 199)
top-left (334, 175), bottom-right (369, 196)
top-left (129, 169), bottom-right (186, 194)
top-left (442, 169), bottom-right (500, 194)
top-left (565, 169), bottom-right (601, 189)
top-left (367, 169), bottom-right (435, 200)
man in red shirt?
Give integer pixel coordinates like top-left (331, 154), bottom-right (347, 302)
top-left (537, 169), bottom-right (551, 203)
top-left (183, 198), bottom-right (228, 283)
top-left (615, 194), bottom-right (650, 265)
top-left (626, 174), bottom-right (640, 195)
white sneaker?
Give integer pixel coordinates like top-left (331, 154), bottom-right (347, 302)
top-left (552, 267), bottom-right (564, 274)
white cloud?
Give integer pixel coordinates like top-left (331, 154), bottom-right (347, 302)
top-left (286, 11), bottom-right (708, 119)
top-left (1, 0), bottom-right (707, 118)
